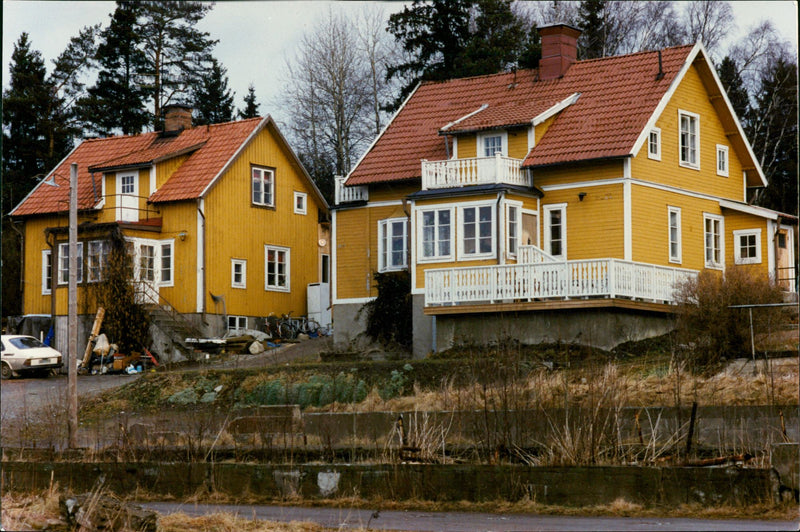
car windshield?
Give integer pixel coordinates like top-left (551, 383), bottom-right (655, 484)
top-left (9, 337), bottom-right (46, 349)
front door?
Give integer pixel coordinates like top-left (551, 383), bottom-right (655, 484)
top-left (117, 172), bottom-right (138, 222)
top-left (776, 227), bottom-right (796, 290)
top-left (130, 240), bottom-right (158, 304)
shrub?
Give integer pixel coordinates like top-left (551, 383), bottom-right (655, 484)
top-left (675, 268), bottom-right (784, 372)
top-left (359, 270), bottom-right (412, 350)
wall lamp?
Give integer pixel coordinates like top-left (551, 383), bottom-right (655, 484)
top-left (578, 192), bottom-right (587, 202)
top-left (178, 231), bottom-right (187, 241)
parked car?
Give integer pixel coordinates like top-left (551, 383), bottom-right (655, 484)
top-left (1, 335), bottom-right (63, 379)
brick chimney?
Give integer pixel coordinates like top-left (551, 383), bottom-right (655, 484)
top-left (539, 24), bottom-right (582, 81)
top-left (163, 104), bottom-right (193, 133)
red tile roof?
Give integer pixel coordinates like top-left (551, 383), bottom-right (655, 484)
top-left (345, 45), bottom-right (693, 186)
top-left (11, 118), bottom-right (264, 216)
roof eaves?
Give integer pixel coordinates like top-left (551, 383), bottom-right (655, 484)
top-left (344, 82), bottom-right (422, 186)
top-left (719, 199), bottom-right (797, 222)
top-left (630, 44), bottom-right (699, 160)
top-left (265, 117), bottom-right (330, 210)
top-left (525, 154), bottom-right (630, 169)
top-left (196, 117), bottom-right (267, 200)
top-left (693, 43), bottom-right (767, 188)
top-left (9, 143), bottom-right (79, 217)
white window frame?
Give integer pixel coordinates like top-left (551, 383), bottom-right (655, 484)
top-left (378, 218), bottom-right (408, 272)
top-left (734, 229), bottom-right (761, 265)
top-left (716, 144), bottom-right (729, 177)
top-left (87, 240), bottom-right (109, 283)
top-left (231, 258), bottom-right (247, 289)
top-left (227, 315), bottom-right (247, 333)
top-left (478, 130), bottom-right (508, 157)
top-left (648, 127), bottom-right (661, 160)
top-left (703, 213), bottom-right (724, 270)
top-left (668, 206), bottom-right (682, 264)
top-left (42, 249), bottom-right (52, 295)
top-left (417, 207), bottom-right (454, 262)
top-left (116, 171), bottom-right (139, 222)
top-left (294, 191), bottom-right (307, 215)
top-left (265, 245), bottom-right (290, 292)
top-left (252, 166), bottom-right (275, 207)
top-left (138, 243), bottom-right (157, 282)
top-left (506, 201), bottom-right (522, 259)
top-left (543, 204), bottom-right (567, 260)
top-left (458, 203), bottom-right (496, 260)
top-left (160, 240), bottom-right (174, 287)
top-left (678, 109), bottom-right (700, 169)
top-left (57, 242), bottom-right (83, 285)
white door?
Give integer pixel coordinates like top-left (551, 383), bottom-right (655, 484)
top-left (131, 240), bottom-right (159, 304)
top-left (117, 172), bottom-right (138, 222)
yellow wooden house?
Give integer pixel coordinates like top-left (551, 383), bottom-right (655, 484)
top-left (332, 25), bottom-right (797, 357)
top-left (11, 106), bottom-right (329, 360)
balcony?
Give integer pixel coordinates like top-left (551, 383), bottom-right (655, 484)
top-left (421, 154), bottom-right (530, 190)
top-left (425, 258), bottom-right (697, 307)
top-left (334, 176), bottom-right (369, 205)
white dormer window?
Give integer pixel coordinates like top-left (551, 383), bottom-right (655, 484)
top-left (648, 128), bottom-right (661, 160)
top-left (478, 131), bottom-right (507, 157)
top-left (716, 145), bottom-right (729, 177)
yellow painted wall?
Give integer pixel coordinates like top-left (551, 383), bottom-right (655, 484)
top-left (631, 64), bottom-right (745, 201)
top-left (533, 159), bottom-right (624, 188)
top-left (507, 127), bottom-right (529, 159)
top-left (368, 183), bottom-right (418, 203)
top-left (723, 210), bottom-right (771, 278)
top-left (336, 204), bottom-right (408, 299)
top-left (534, 115), bottom-right (557, 146)
top-left (540, 184), bottom-right (625, 261)
top-left (203, 122), bottom-right (327, 318)
top-left (457, 135), bottom-right (477, 158)
top-left (156, 155), bottom-right (190, 190)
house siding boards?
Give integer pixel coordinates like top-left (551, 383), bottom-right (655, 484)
top-left (13, 115), bottom-right (329, 354)
top-left (542, 183), bottom-right (625, 261)
top-left (534, 160), bottom-right (623, 188)
top-left (203, 124), bottom-right (324, 317)
top-left (631, 64), bottom-right (744, 201)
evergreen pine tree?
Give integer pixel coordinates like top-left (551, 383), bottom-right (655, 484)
top-left (238, 84), bottom-right (261, 119)
top-left (716, 56), bottom-right (750, 127)
top-left (577, 0), bottom-right (607, 59)
top-left (193, 59), bottom-right (235, 125)
top-left (77, 1), bottom-right (150, 136)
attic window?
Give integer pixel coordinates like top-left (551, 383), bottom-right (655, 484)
top-left (648, 128), bottom-right (661, 161)
top-left (716, 145), bottom-right (729, 177)
top-left (679, 110), bottom-right (699, 169)
top-left (252, 166), bottom-right (275, 207)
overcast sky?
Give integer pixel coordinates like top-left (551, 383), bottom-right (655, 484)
top-left (2, 1), bottom-right (798, 127)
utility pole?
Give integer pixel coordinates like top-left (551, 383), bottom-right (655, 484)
top-left (68, 163), bottom-right (78, 448)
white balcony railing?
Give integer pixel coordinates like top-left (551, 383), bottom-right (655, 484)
top-left (424, 259), bottom-right (697, 307)
top-left (335, 176), bottom-right (369, 205)
top-left (518, 245), bottom-right (560, 264)
top-left (421, 154), bottom-right (530, 190)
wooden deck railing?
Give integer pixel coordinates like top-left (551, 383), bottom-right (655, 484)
top-left (424, 259), bottom-right (697, 307)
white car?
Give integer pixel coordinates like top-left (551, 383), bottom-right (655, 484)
top-left (1, 335), bottom-right (63, 379)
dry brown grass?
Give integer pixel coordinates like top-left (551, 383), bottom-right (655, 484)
top-left (334, 358), bottom-right (799, 414)
top-left (158, 513), bottom-right (331, 532)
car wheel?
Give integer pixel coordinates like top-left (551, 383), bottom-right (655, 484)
top-left (1, 362), bottom-right (13, 380)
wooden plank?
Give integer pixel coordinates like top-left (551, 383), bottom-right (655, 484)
top-left (423, 298), bottom-right (677, 316)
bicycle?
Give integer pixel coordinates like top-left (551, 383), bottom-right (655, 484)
top-left (278, 312), bottom-right (320, 339)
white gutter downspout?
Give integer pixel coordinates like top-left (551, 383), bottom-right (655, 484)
top-left (196, 198), bottom-right (206, 314)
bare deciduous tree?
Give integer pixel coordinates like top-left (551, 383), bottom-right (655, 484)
top-left (684, 0), bottom-right (735, 56)
top-left (279, 8), bottom-right (397, 201)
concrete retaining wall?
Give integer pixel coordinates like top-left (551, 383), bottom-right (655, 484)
top-left (435, 308), bottom-right (675, 352)
top-left (0, 462), bottom-right (779, 507)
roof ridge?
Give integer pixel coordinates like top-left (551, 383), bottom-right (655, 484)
top-left (575, 44), bottom-right (695, 65)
